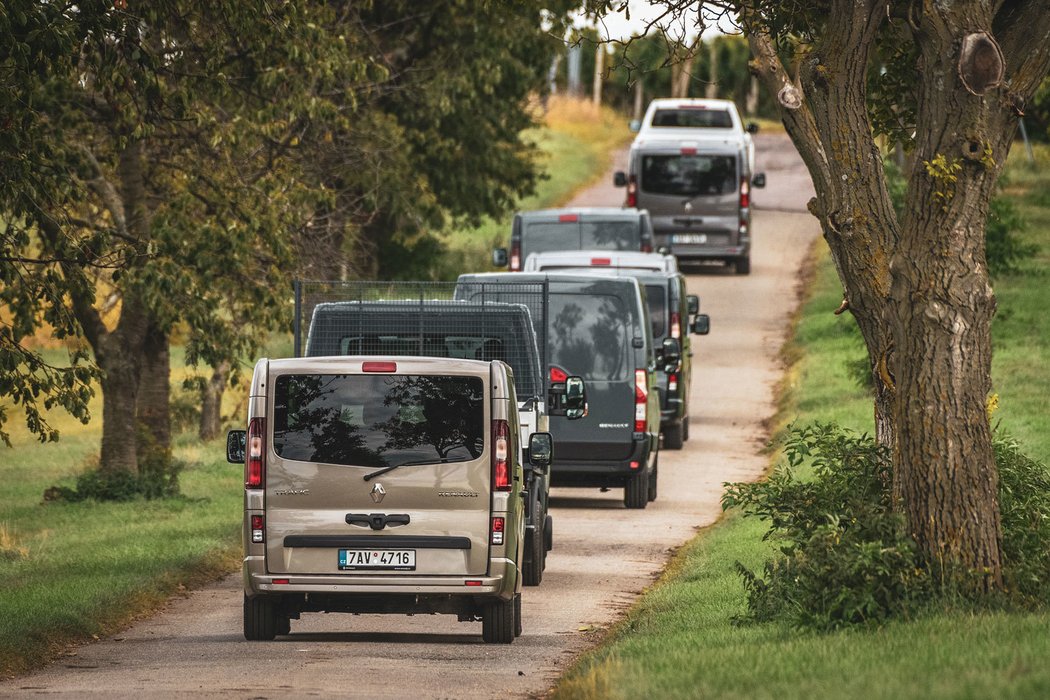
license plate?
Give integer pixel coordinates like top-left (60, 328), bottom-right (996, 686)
top-left (339, 549), bottom-right (416, 571)
top-left (672, 234), bottom-right (708, 244)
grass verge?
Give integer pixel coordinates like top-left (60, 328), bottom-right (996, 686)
top-left (0, 98), bottom-right (631, 679)
top-left (551, 144), bottom-right (1050, 699)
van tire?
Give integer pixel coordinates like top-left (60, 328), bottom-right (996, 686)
top-left (663, 422), bottom-right (684, 450)
top-left (648, 461), bottom-right (659, 502)
top-left (683, 417), bottom-right (690, 442)
top-left (523, 527), bottom-right (544, 586)
top-left (735, 256), bottom-right (751, 275)
top-left (482, 598), bottom-right (516, 643)
top-left (243, 594), bottom-right (279, 641)
top-left (514, 594), bottom-right (523, 638)
top-left (544, 514), bottom-right (554, 552)
top-left (624, 469), bottom-right (649, 509)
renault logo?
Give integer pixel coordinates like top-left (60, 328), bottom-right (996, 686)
top-left (370, 483), bottom-right (386, 504)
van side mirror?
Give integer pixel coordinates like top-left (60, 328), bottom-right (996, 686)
top-left (548, 374), bottom-right (587, 419)
top-left (746, 122), bottom-right (759, 134)
top-left (692, 314), bottom-right (710, 335)
top-left (752, 172), bottom-right (766, 188)
top-left (528, 432), bottom-right (553, 468)
top-left (687, 294), bottom-right (700, 316)
top-left (613, 171), bottom-right (627, 188)
top-left (226, 430), bottom-right (246, 464)
top-left (660, 337), bottom-right (681, 372)
top-left (492, 248), bottom-right (508, 267)
top-left (629, 119), bottom-right (641, 132)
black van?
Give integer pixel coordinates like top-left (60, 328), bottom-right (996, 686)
top-left (558, 269), bottom-right (709, 449)
top-left (456, 273), bottom-right (662, 509)
top-left (492, 208), bottom-right (656, 272)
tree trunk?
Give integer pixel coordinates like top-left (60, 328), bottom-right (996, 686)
top-left (592, 43), bottom-right (604, 107)
top-left (633, 80), bottom-right (644, 122)
top-left (706, 39), bottom-right (718, 99)
top-left (199, 360), bottom-right (230, 441)
top-left (742, 0), bottom-right (1050, 587)
top-left (96, 334), bottom-right (144, 475)
top-left (137, 322), bottom-right (171, 468)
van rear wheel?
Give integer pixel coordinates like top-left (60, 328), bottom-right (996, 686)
top-left (735, 256), bottom-right (751, 275)
top-left (663, 422), bottom-right (684, 450)
top-left (523, 526), bottom-right (544, 586)
top-left (514, 594), bottom-right (523, 638)
top-left (482, 598), bottom-right (516, 644)
top-left (243, 594), bottom-right (279, 641)
top-left (624, 469), bottom-right (649, 509)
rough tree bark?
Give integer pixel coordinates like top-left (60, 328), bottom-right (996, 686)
top-left (137, 322), bottom-right (172, 467)
top-left (743, 0), bottom-right (1050, 587)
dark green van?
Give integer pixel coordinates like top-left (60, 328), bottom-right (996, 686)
top-left (456, 273), bottom-right (663, 509)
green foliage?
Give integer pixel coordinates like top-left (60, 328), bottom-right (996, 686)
top-left (723, 424), bottom-right (928, 629)
top-left (723, 423), bottom-right (1050, 630)
top-left (996, 433), bottom-right (1050, 602)
top-left (45, 459), bottom-right (182, 502)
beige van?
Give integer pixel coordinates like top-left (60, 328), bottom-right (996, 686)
top-left (227, 356), bottom-right (549, 643)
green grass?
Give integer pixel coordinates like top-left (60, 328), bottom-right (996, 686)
top-left (552, 144), bottom-right (1050, 699)
top-left (0, 97), bottom-right (630, 678)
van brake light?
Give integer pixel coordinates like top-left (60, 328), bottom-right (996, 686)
top-left (626, 175), bottom-right (638, 208)
top-left (549, 366), bottom-right (568, 383)
top-left (245, 417), bottom-right (265, 489)
top-left (670, 311), bottom-right (681, 339)
top-left (510, 241), bottom-right (521, 271)
top-left (634, 369), bottom-right (648, 432)
top-left (590, 257), bottom-right (611, 266)
top-left (362, 361), bottom-right (397, 373)
top-left (492, 419), bottom-right (510, 491)
top-left (491, 516), bottom-right (505, 545)
top-left (558, 213), bottom-right (579, 222)
top-left (739, 177), bottom-right (750, 209)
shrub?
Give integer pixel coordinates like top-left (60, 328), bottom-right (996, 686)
top-left (724, 423), bottom-right (1050, 630)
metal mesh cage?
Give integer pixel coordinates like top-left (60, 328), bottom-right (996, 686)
top-left (294, 280), bottom-right (550, 400)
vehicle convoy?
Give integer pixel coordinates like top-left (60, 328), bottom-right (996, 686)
top-left (227, 356), bottom-right (553, 643)
top-left (615, 98), bottom-right (766, 274)
top-left (301, 292), bottom-right (586, 586)
top-left (456, 273), bottom-right (663, 509)
top-left (520, 254), bottom-right (710, 450)
top-left (491, 207), bottom-right (656, 272)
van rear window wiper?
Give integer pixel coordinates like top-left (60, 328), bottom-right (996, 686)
top-left (363, 457), bottom-right (471, 482)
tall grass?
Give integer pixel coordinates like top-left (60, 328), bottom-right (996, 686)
top-left (552, 143), bottom-right (1050, 699)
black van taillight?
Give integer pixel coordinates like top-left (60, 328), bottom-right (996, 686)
top-left (634, 369), bottom-right (648, 432)
top-left (510, 241), bottom-right (521, 271)
top-left (492, 419), bottom-right (510, 491)
top-left (245, 417), bottom-right (265, 488)
top-left (550, 366), bottom-right (568, 383)
top-left (626, 174), bottom-right (638, 208)
top-left (670, 311), bottom-right (681, 339)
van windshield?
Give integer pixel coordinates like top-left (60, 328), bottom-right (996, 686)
top-left (548, 293), bottom-right (629, 382)
top-left (522, 220), bottom-right (639, 258)
top-left (272, 374), bottom-right (485, 468)
top-left (651, 108), bottom-right (733, 128)
top-left (644, 285), bottom-right (667, 337)
top-left (641, 154), bottom-right (736, 197)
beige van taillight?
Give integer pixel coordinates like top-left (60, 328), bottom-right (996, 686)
top-left (492, 419), bottom-right (510, 491)
top-left (245, 417), bottom-right (265, 488)
top-left (250, 514), bottom-right (264, 543)
top-left (491, 517), bottom-right (506, 545)
top-left (626, 174), bottom-right (638, 207)
top-left (634, 369), bottom-right (648, 432)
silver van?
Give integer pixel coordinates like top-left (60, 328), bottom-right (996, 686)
top-left (615, 104), bottom-right (766, 274)
top-left (227, 356), bottom-right (551, 643)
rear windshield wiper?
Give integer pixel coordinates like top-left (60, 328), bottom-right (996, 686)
top-left (363, 457), bottom-right (470, 482)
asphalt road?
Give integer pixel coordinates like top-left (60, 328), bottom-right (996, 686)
top-left (0, 133), bottom-right (819, 699)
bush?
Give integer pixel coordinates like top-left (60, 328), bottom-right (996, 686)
top-left (723, 424), bottom-right (928, 629)
top-left (724, 423), bottom-right (1050, 630)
